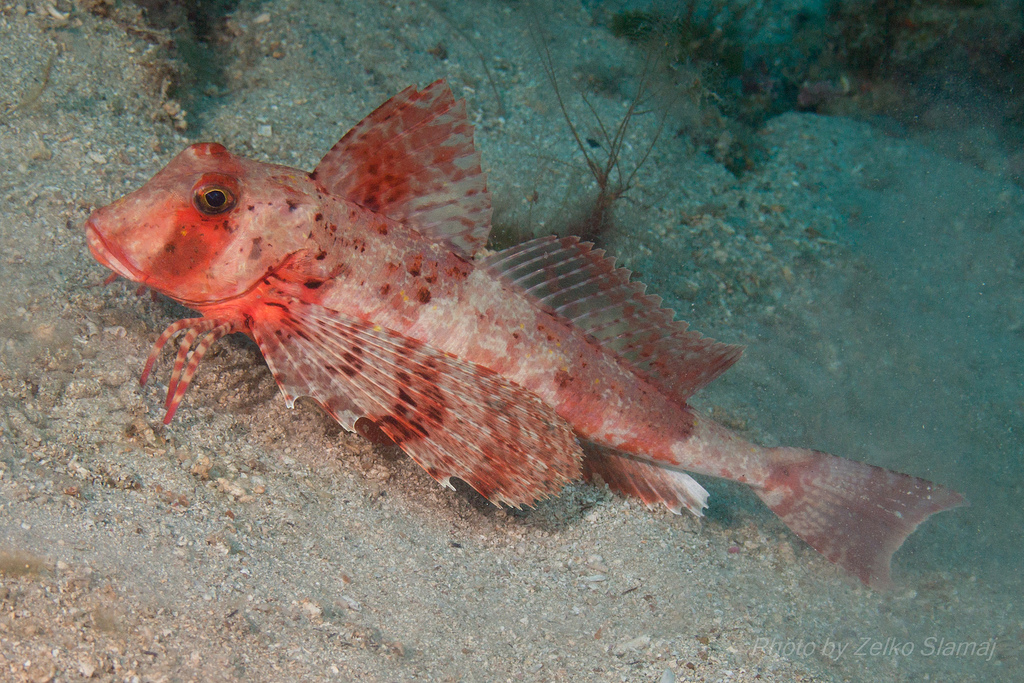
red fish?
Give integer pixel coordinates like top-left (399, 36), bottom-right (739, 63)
top-left (85, 80), bottom-right (964, 587)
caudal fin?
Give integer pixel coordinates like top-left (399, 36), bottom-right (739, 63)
top-left (754, 447), bottom-right (966, 588)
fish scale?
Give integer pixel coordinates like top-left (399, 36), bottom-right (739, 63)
top-left (84, 79), bottom-right (965, 588)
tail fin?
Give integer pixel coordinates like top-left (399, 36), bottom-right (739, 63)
top-left (754, 447), bottom-right (966, 588)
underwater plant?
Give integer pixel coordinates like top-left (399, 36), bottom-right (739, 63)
top-left (797, 0), bottom-right (1024, 127)
top-left (604, 2), bottom-right (769, 172)
top-left (527, 27), bottom-right (671, 248)
top-left (608, 1), bottom-right (755, 78)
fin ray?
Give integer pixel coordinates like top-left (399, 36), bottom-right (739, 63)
top-left (484, 236), bottom-right (743, 402)
top-left (138, 317), bottom-right (239, 423)
top-left (581, 440), bottom-right (709, 516)
top-left (755, 447), bottom-right (967, 588)
top-left (253, 312), bottom-right (366, 431)
top-left (312, 80), bottom-right (490, 257)
top-left (250, 297), bottom-right (582, 506)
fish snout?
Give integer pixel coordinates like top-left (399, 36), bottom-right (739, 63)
top-left (84, 215), bottom-right (140, 283)
top-left (84, 216), bottom-right (113, 267)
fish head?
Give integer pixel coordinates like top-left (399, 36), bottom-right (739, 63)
top-left (85, 142), bottom-right (318, 306)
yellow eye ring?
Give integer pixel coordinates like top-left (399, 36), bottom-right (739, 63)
top-left (194, 185), bottom-right (236, 214)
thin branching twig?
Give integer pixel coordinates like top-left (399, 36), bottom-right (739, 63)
top-left (532, 23), bottom-right (670, 243)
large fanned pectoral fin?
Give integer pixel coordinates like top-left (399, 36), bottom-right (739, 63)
top-left (250, 308), bottom-right (365, 432)
top-left (250, 299), bottom-right (583, 507)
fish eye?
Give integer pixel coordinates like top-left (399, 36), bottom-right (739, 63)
top-left (194, 186), bottom-right (236, 214)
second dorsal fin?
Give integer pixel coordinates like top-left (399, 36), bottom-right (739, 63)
top-left (483, 236), bottom-right (743, 404)
top-left (312, 80), bottom-right (491, 258)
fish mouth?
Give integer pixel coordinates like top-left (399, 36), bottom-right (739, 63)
top-left (84, 217), bottom-right (292, 310)
top-left (84, 217), bottom-right (148, 285)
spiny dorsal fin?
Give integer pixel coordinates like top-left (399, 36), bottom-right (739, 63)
top-left (483, 236), bottom-right (744, 403)
top-left (312, 80), bottom-right (491, 258)
top-left (250, 296), bottom-right (582, 507)
top-left (581, 440), bottom-right (708, 516)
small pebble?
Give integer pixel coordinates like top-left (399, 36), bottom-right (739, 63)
top-left (78, 659), bottom-right (96, 678)
top-left (300, 599), bottom-right (322, 618)
top-left (612, 634), bottom-right (650, 656)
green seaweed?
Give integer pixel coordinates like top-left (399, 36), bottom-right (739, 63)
top-left (609, 2), bottom-right (753, 78)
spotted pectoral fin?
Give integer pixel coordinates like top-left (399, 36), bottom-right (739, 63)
top-left (250, 307), bottom-right (365, 432)
top-left (250, 299), bottom-right (583, 506)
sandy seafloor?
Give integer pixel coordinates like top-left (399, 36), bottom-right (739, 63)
top-left (0, 1), bottom-right (1021, 681)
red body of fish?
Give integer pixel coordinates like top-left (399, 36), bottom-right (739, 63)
top-left (85, 81), bottom-right (964, 587)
